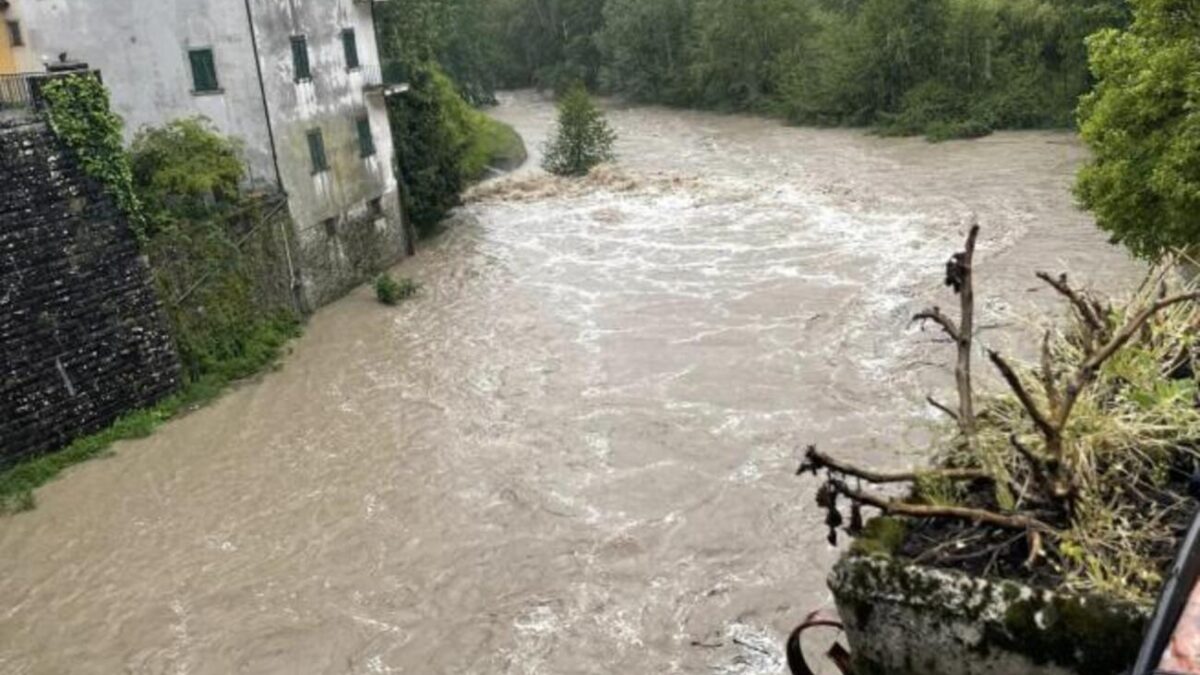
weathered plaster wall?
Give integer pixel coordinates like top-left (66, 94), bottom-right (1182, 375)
top-left (0, 115), bottom-right (180, 464)
top-left (16, 0), bottom-right (410, 309)
top-left (248, 0), bottom-right (406, 308)
top-left (13, 0), bottom-right (279, 186)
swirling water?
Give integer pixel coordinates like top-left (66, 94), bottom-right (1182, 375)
top-left (0, 91), bottom-right (1140, 674)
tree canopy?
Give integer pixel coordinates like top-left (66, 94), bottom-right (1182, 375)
top-left (1075, 0), bottom-right (1200, 258)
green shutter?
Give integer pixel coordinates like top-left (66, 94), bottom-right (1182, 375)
top-left (307, 129), bottom-right (328, 173)
top-left (189, 49), bottom-right (219, 92)
top-left (291, 36), bottom-right (311, 81)
top-left (342, 29), bottom-right (359, 70)
top-left (356, 116), bottom-right (375, 157)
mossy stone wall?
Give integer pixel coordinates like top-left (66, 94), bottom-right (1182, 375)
top-left (0, 116), bottom-right (180, 465)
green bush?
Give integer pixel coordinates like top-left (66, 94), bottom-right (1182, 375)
top-left (387, 64), bottom-right (526, 237)
top-left (1076, 0), bottom-right (1200, 259)
top-left (375, 274), bottom-right (420, 305)
top-left (130, 117), bottom-right (244, 222)
top-left (541, 84), bottom-right (617, 177)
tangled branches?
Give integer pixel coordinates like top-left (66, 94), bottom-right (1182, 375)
top-left (800, 227), bottom-right (1200, 600)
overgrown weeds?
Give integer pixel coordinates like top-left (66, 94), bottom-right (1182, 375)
top-left (801, 230), bottom-right (1200, 603)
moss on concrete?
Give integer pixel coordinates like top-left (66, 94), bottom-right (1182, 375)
top-left (829, 553), bottom-right (1150, 675)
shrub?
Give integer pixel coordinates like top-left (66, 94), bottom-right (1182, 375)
top-left (541, 84), bottom-right (616, 177)
top-left (130, 117), bottom-right (244, 221)
top-left (375, 274), bottom-right (420, 305)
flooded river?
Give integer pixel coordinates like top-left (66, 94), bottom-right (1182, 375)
top-left (0, 91), bottom-right (1140, 674)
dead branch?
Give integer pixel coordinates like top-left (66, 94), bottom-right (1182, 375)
top-left (988, 351), bottom-right (1056, 441)
top-left (926, 396), bottom-right (959, 422)
top-left (798, 446), bottom-right (991, 483)
top-left (913, 307), bottom-right (961, 343)
top-left (1025, 529), bottom-right (1044, 568)
top-left (1037, 272), bottom-right (1105, 335)
top-left (830, 479), bottom-right (1053, 532)
top-left (1040, 330), bottom-right (1060, 413)
top-left (913, 224), bottom-right (980, 447)
top-left (955, 225), bottom-right (980, 442)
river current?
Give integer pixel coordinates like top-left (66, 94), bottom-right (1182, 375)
top-left (0, 91), bottom-right (1140, 674)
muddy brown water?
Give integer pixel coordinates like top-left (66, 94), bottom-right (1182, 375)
top-left (0, 91), bottom-right (1141, 674)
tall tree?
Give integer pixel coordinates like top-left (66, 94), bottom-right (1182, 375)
top-left (1076, 0), bottom-right (1200, 257)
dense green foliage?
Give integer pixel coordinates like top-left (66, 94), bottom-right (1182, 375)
top-left (376, 9), bottom-right (527, 238)
top-left (40, 73), bottom-right (147, 237)
top-left (542, 84), bottom-right (617, 176)
top-left (1075, 0), bottom-right (1200, 258)
top-left (403, 0), bottom-right (1129, 139)
top-left (0, 115), bottom-right (303, 514)
top-left (376, 0), bottom-right (500, 105)
top-left (375, 273), bottom-right (421, 305)
top-left (129, 122), bottom-right (302, 385)
top-left (130, 117), bottom-right (244, 223)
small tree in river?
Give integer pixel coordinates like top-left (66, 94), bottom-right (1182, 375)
top-left (541, 84), bottom-right (616, 177)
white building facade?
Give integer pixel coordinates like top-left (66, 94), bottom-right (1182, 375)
top-left (8, 0), bottom-right (410, 308)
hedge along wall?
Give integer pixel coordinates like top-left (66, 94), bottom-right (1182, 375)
top-left (145, 194), bottom-right (304, 387)
top-left (2, 72), bottom-right (304, 470)
top-left (0, 112), bottom-right (181, 464)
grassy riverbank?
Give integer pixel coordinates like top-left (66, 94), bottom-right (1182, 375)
top-left (0, 316), bottom-right (299, 515)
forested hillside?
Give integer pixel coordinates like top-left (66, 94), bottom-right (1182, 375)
top-left (385, 0), bottom-right (1129, 140)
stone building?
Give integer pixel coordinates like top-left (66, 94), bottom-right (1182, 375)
top-left (1, 0), bottom-right (410, 309)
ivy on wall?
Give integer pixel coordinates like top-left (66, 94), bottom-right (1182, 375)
top-left (39, 73), bottom-right (148, 241)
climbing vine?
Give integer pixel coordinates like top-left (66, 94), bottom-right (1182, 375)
top-left (40, 73), bottom-right (148, 241)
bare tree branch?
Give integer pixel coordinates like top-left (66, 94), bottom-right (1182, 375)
top-left (956, 224), bottom-right (980, 444)
top-left (913, 307), bottom-right (961, 344)
top-left (1037, 272), bottom-right (1105, 334)
top-left (926, 396), bottom-right (959, 422)
top-left (1055, 292), bottom-right (1200, 430)
top-left (799, 446), bottom-right (990, 483)
top-left (830, 479), bottom-right (1053, 532)
top-left (988, 350), bottom-right (1057, 442)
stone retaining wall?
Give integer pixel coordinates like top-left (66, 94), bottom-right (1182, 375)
top-left (0, 114), bottom-right (180, 464)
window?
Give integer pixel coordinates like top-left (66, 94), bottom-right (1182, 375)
top-left (341, 29), bottom-right (359, 70)
top-left (356, 116), bottom-right (375, 157)
top-left (323, 217), bottom-right (337, 238)
top-left (7, 21), bottom-right (22, 47)
top-left (291, 35), bottom-right (311, 82)
top-left (368, 197), bottom-right (383, 219)
top-left (188, 48), bottom-right (219, 93)
top-left (307, 129), bottom-right (328, 174)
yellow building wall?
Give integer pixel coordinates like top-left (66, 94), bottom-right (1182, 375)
top-left (0, 21), bottom-right (16, 74)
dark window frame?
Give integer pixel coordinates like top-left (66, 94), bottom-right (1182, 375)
top-left (291, 35), bottom-right (312, 82)
top-left (341, 28), bottom-right (360, 71)
top-left (7, 20), bottom-right (23, 47)
top-left (355, 115), bottom-right (375, 158)
top-left (307, 128), bottom-right (329, 174)
top-left (188, 47), bottom-right (221, 94)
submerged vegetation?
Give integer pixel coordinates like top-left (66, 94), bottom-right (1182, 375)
top-left (801, 229), bottom-right (1200, 602)
top-left (541, 84), bottom-right (616, 177)
top-left (375, 273), bottom-right (421, 306)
